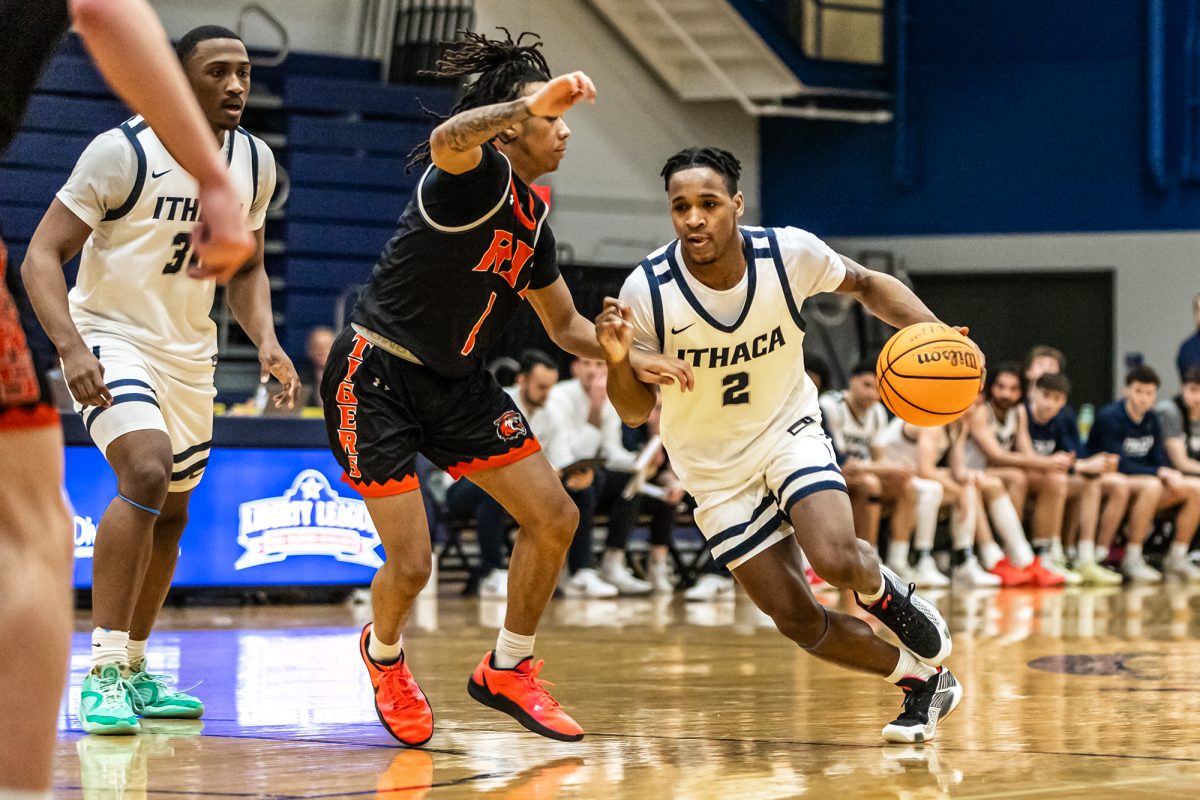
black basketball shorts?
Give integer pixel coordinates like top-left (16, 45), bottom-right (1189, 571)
top-left (320, 327), bottom-right (540, 497)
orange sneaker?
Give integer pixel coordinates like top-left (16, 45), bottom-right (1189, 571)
top-left (988, 557), bottom-right (1033, 587)
top-left (359, 623), bottom-right (434, 747)
top-left (467, 652), bottom-right (584, 742)
top-left (1025, 556), bottom-right (1068, 587)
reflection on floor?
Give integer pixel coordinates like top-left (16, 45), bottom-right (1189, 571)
top-left (55, 585), bottom-right (1200, 799)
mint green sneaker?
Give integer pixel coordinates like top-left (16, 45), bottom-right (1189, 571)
top-left (129, 667), bottom-right (204, 719)
top-left (79, 664), bottom-right (140, 735)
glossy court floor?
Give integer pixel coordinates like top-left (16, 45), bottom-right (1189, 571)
top-left (53, 585), bottom-right (1200, 799)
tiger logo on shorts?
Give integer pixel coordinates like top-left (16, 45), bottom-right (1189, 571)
top-left (494, 410), bottom-right (527, 441)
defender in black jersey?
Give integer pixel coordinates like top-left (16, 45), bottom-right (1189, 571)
top-left (320, 30), bottom-right (690, 746)
top-left (1, 2), bottom-right (254, 792)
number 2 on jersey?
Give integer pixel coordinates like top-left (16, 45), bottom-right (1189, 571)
top-left (722, 372), bottom-right (750, 405)
top-left (162, 231), bottom-right (194, 274)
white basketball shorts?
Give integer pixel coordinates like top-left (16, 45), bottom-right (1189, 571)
top-left (72, 334), bottom-right (215, 491)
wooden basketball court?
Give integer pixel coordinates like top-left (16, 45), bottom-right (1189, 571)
top-left (53, 585), bottom-right (1200, 798)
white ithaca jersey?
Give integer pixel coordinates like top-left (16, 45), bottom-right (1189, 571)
top-left (57, 116), bottom-right (275, 369)
top-left (620, 226), bottom-right (846, 491)
top-left (819, 391), bottom-right (888, 461)
top-left (876, 415), bottom-right (951, 468)
top-left (965, 403), bottom-right (1018, 469)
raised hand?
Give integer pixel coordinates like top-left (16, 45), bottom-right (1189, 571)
top-left (187, 176), bottom-right (254, 283)
top-left (526, 71), bottom-right (597, 118)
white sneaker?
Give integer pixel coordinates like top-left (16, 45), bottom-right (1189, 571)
top-left (952, 556), bottom-right (1002, 587)
top-left (1164, 556), bottom-right (1200, 583)
top-left (912, 555), bottom-right (951, 588)
top-left (647, 557), bottom-right (675, 595)
top-left (560, 567), bottom-right (619, 598)
top-left (684, 574), bottom-right (736, 601)
top-left (601, 552), bottom-right (653, 596)
top-left (479, 568), bottom-right (508, 599)
top-left (1045, 557), bottom-right (1083, 586)
top-left (1122, 556), bottom-right (1163, 584)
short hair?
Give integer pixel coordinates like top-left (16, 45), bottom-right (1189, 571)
top-left (849, 359), bottom-right (876, 379)
top-left (986, 360), bottom-right (1024, 394)
top-left (176, 25), bottom-right (243, 64)
top-left (805, 353), bottom-right (831, 393)
top-left (518, 348), bottom-right (557, 376)
top-left (1126, 364), bottom-right (1160, 387)
top-left (1181, 367), bottom-right (1200, 386)
top-left (1025, 345), bottom-right (1066, 373)
top-left (1034, 372), bottom-right (1071, 396)
top-left (660, 147), bottom-right (741, 195)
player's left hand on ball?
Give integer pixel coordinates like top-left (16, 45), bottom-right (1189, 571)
top-left (188, 178), bottom-right (255, 283)
top-left (259, 344), bottom-right (300, 409)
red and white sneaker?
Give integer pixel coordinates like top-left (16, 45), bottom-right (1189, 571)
top-left (359, 623), bottom-right (434, 747)
top-left (1025, 556), bottom-right (1068, 587)
top-left (988, 557), bottom-right (1033, 587)
top-left (468, 651), bottom-right (584, 742)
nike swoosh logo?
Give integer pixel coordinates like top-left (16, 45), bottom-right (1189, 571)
top-left (151, 169), bottom-right (172, 179)
top-left (671, 323), bottom-right (696, 335)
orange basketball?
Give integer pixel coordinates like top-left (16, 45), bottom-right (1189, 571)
top-left (876, 322), bottom-right (983, 426)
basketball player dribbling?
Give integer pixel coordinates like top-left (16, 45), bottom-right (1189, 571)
top-left (599, 147), bottom-right (978, 743)
top-left (1, 1), bottom-right (253, 794)
top-left (319, 30), bottom-right (689, 746)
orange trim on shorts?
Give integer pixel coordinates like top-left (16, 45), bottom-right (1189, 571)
top-left (448, 437), bottom-right (542, 480)
top-left (0, 404), bottom-right (60, 430)
top-left (342, 473), bottom-right (421, 498)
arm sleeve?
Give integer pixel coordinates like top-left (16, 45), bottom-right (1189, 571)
top-left (55, 130), bottom-right (136, 229)
top-left (618, 269), bottom-right (661, 354)
top-left (418, 144), bottom-right (510, 228)
top-left (1150, 414), bottom-right (1169, 469)
top-left (528, 222), bottom-right (560, 290)
top-left (775, 226), bottom-right (847, 298)
top-left (246, 140), bottom-right (277, 231)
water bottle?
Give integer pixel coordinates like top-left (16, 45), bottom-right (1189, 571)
top-left (1077, 403), bottom-right (1095, 442)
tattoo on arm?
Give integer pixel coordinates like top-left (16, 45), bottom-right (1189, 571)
top-left (438, 98), bottom-right (533, 152)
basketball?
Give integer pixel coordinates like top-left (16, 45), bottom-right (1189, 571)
top-left (876, 322), bottom-right (983, 426)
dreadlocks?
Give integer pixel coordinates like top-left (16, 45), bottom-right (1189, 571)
top-left (406, 28), bottom-right (551, 170)
top-left (660, 147), bottom-right (742, 195)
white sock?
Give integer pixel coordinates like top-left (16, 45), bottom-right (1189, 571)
top-left (1169, 541), bottom-right (1189, 562)
top-left (1050, 538), bottom-right (1066, 562)
top-left (91, 627), bottom-right (129, 669)
top-left (987, 496), bottom-right (1035, 568)
top-left (493, 627), bottom-right (535, 669)
top-left (858, 568), bottom-right (886, 604)
top-left (1096, 544), bottom-right (1109, 562)
top-left (888, 540), bottom-right (910, 568)
top-left (886, 648), bottom-right (937, 683)
top-left (980, 541), bottom-right (1005, 571)
top-left (127, 638), bottom-right (148, 671)
top-left (0, 788), bottom-right (54, 800)
top-left (1077, 540), bottom-right (1096, 565)
top-left (368, 628), bottom-right (402, 665)
top-left (951, 491), bottom-right (977, 550)
top-left (912, 478), bottom-right (943, 551)
top-left (1124, 543), bottom-right (1143, 563)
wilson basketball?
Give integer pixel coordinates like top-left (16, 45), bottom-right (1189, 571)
top-left (876, 322), bottom-right (983, 426)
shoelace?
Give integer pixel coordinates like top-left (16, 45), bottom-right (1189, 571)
top-left (93, 671), bottom-right (136, 708)
top-left (380, 665), bottom-right (425, 710)
top-left (897, 677), bottom-right (935, 721)
top-left (129, 671), bottom-right (201, 712)
top-left (517, 660), bottom-right (562, 712)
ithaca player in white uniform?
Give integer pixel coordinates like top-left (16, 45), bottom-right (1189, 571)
top-left (23, 26), bottom-right (298, 735)
top-left (599, 147), bottom-right (973, 743)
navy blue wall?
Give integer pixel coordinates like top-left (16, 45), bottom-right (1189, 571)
top-left (761, 0), bottom-right (1200, 235)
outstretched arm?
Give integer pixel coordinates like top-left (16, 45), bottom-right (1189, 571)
top-left (70, 0), bottom-right (253, 278)
top-left (833, 254), bottom-right (940, 329)
top-left (430, 71), bottom-right (596, 174)
top-left (527, 277), bottom-right (605, 360)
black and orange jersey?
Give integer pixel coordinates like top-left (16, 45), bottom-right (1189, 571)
top-left (0, 0), bottom-right (69, 153)
top-left (351, 144), bottom-right (560, 379)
